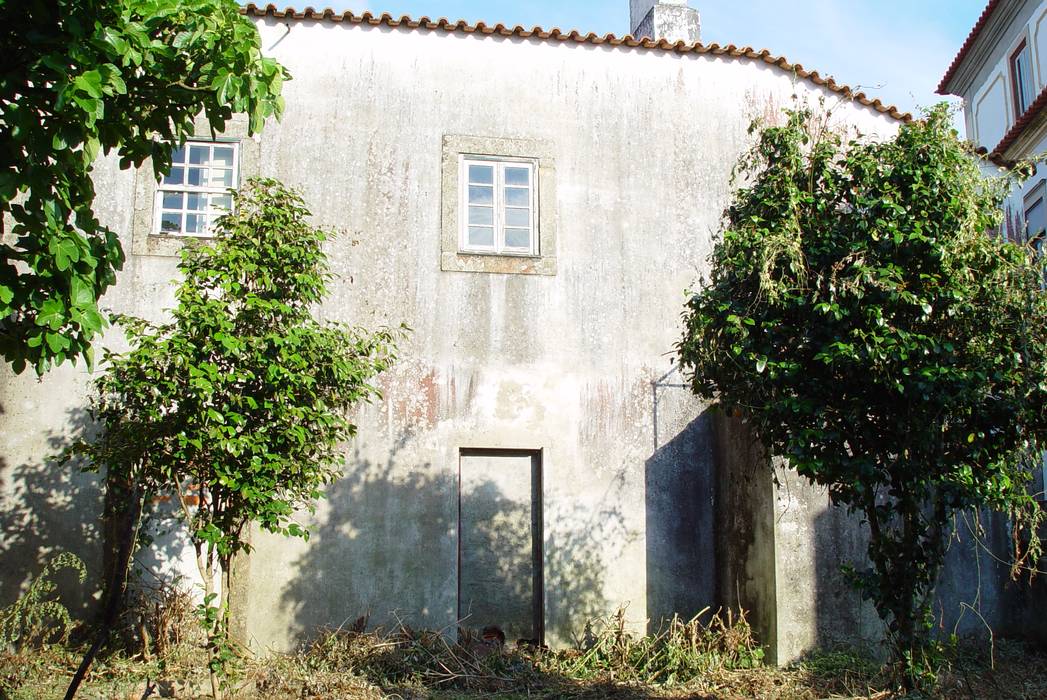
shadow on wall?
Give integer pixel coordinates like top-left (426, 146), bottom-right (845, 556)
top-left (0, 404), bottom-right (103, 616)
top-left (645, 410), bottom-right (718, 632)
top-left (811, 498), bottom-right (881, 652)
top-left (0, 399), bottom-right (190, 620)
top-left (812, 484), bottom-right (1015, 653)
top-left (933, 510), bottom-right (1017, 641)
top-left (544, 475), bottom-right (628, 646)
top-left (280, 439), bottom-right (618, 647)
top-left (279, 441), bottom-right (456, 646)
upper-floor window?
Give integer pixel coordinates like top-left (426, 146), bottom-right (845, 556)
top-left (1024, 181), bottom-right (1046, 246)
top-left (460, 156), bottom-right (537, 256)
top-left (155, 140), bottom-right (239, 236)
top-left (1011, 40), bottom-right (1036, 117)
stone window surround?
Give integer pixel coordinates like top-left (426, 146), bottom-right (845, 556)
top-left (441, 134), bottom-right (557, 276)
top-left (130, 114), bottom-right (259, 257)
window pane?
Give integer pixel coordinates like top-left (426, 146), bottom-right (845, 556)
top-left (1014, 46), bottom-right (1035, 113)
top-left (505, 208), bottom-right (530, 227)
top-left (469, 206), bottom-right (494, 225)
top-left (468, 164), bottom-right (494, 184)
top-left (187, 193), bottom-right (207, 211)
top-left (187, 168), bottom-right (204, 186)
top-left (189, 145), bottom-right (210, 165)
top-left (468, 226), bottom-right (495, 247)
top-left (468, 185), bottom-right (494, 205)
top-left (1026, 198), bottom-right (1044, 238)
top-left (185, 213), bottom-right (204, 234)
top-left (212, 194), bottom-right (233, 212)
top-left (170, 146), bottom-right (187, 165)
top-left (162, 192), bottom-right (183, 210)
top-left (163, 167), bottom-right (184, 186)
top-left (505, 187), bottom-right (529, 206)
top-left (212, 147), bottom-right (235, 167)
top-left (211, 169), bottom-right (233, 188)
top-left (160, 212), bottom-right (182, 233)
top-left (505, 167), bottom-right (530, 186)
top-left (504, 228), bottom-right (531, 249)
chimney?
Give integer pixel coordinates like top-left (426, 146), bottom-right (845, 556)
top-left (629, 0), bottom-right (701, 44)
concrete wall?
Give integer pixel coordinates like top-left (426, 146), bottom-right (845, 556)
top-left (716, 414), bottom-right (1033, 665)
top-left (0, 13), bottom-right (905, 656)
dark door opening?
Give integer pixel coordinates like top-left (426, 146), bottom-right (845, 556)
top-left (458, 448), bottom-right (544, 644)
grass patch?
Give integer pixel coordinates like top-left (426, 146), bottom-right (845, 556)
top-left (2, 607), bottom-right (1047, 698)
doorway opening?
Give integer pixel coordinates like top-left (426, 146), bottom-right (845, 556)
top-left (457, 448), bottom-right (544, 645)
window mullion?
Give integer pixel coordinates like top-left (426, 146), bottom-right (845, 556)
top-left (529, 163), bottom-right (536, 255)
top-left (495, 163), bottom-right (505, 254)
top-left (460, 156), bottom-right (468, 250)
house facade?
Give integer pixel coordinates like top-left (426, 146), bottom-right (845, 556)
top-left (938, 0), bottom-right (1047, 645)
top-left (939, 0), bottom-right (1047, 240)
top-left (0, 1), bottom-right (1029, 663)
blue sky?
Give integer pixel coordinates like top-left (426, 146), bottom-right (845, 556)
top-left (255, 1), bottom-right (988, 129)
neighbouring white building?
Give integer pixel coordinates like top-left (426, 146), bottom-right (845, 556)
top-left (939, 0), bottom-right (1047, 241)
top-left (937, 0), bottom-right (1047, 645)
top-left (2, 0), bottom-right (1038, 662)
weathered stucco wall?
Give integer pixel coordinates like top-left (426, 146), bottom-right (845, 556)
top-left (0, 12), bottom-right (916, 657)
top-left (230, 18), bottom-right (900, 652)
top-left (716, 413), bottom-right (1031, 665)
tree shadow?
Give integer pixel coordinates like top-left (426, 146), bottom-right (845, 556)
top-left (277, 437), bottom-right (624, 649)
top-left (277, 441), bottom-right (456, 644)
top-left (0, 404), bottom-right (103, 616)
top-left (0, 398), bottom-right (191, 623)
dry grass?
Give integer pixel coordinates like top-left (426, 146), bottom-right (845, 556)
top-left (2, 608), bottom-right (1047, 699)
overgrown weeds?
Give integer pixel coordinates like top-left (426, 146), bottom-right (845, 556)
top-left (538, 607), bottom-right (763, 686)
top-left (254, 606), bottom-right (770, 698)
top-left (3, 597), bottom-right (1047, 699)
top-left (0, 552), bottom-right (85, 650)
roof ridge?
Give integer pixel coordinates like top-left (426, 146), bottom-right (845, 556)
top-left (937, 0), bottom-right (1001, 95)
top-left (242, 3), bottom-right (910, 122)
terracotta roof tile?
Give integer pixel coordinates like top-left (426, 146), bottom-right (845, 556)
top-left (988, 83), bottom-right (1047, 164)
top-left (242, 3), bottom-right (911, 122)
top-left (937, 0), bottom-right (1002, 95)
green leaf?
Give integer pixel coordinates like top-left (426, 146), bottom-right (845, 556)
top-left (74, 70), bottom-right (104, 98)
top-left (70, 277), bottom-right (95, 308)
top-left (45, 332), bottom-right (69, 353)
top-left (36, 299), bottom-right (66, 330)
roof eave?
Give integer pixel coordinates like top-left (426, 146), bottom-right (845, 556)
top-left (937, 0), bottom-right (1003, 96)
top-left (989, 85), bottom-right (1047, 165)
top-left (242, 3), bottom-right (911, 122)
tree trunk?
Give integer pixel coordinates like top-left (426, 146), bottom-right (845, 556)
top-left (64, 475), bottom-right (144, 700)
top-left (200, 543), bottom-right (222, 700)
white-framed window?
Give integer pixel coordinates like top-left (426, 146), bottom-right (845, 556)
top-left (1024, 181), bottom-right (1046, 247)
top-left (154, 141), bottom-right (239, 236)
top-left (459, 156), bottom-right (538, 256)
top-left (1011, 39), bottom-right (1036, 118)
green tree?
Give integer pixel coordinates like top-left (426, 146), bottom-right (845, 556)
top-left (0, 0), bottom-right (288, 375)
top-left (678, 105), bottom-right (1047, 674)
top-left (70, 179), bottom-right (402, 698)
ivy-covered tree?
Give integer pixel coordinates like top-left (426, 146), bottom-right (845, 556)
top-left (70, 179), bottom-right (402, 698)
top-left (678, 105), bottom-right (1047, 673)
top-left (0, 0), bottom-right (288, 375)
